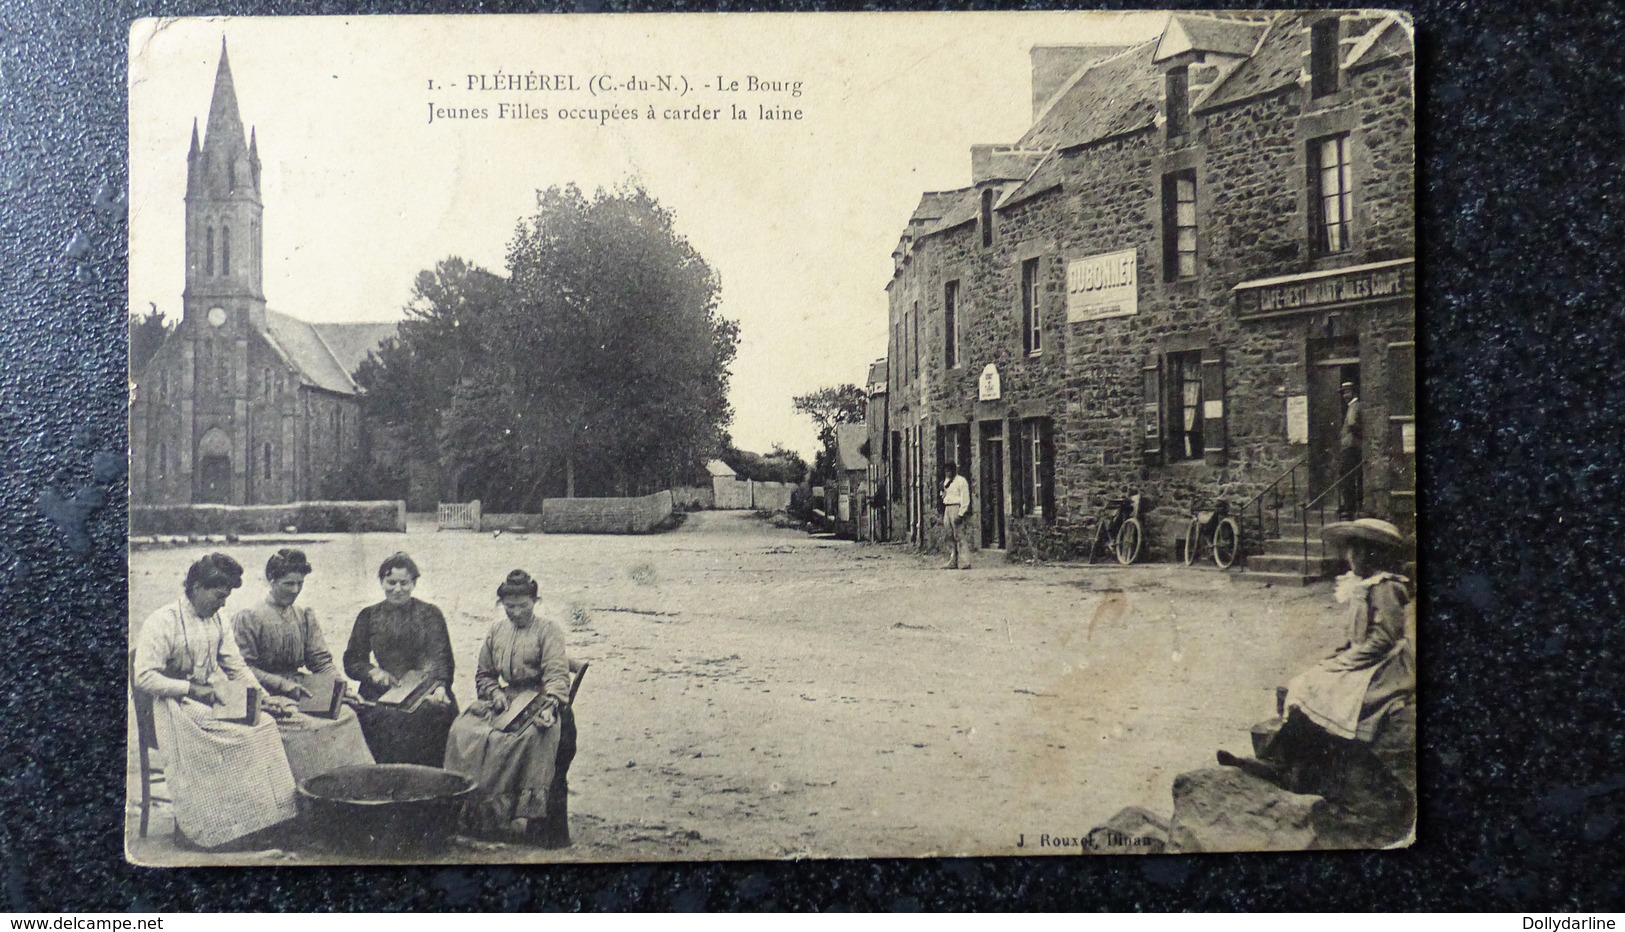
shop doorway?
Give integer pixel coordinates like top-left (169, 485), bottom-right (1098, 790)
top-left (1307, 335), bottom-right (1360, 501)
top-left (979, 422), bottom-right (1005, 550)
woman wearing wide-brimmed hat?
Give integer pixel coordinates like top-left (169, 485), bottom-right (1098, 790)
top-left (1285, 518), bottom-right (1414, 744)
top-left (1218, 518), bottom-right (1415, 800)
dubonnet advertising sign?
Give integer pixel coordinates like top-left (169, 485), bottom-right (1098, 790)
top-left (1066, 248), bottom-right (1138, 322)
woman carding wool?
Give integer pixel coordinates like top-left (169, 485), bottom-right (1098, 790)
top-left (443, 569), bottom-right (576, 847)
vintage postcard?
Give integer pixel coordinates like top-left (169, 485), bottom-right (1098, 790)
top-left (127, 11), bottom-right (1417, 865)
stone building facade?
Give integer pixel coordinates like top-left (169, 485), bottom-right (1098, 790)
top-left (879, 12), bottom-right (1414, 566)
top-left (130, 43), bottom-right (396, 506)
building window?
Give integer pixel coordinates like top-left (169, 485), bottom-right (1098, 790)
top-left (1017, 417), bottom-right (1055, 519)
top-left (1168, 350), bottom-right (1205, 461)
top-left (980, 189), bottom-right (995, 249)
top-left (897, 431), bottom-right (910, 503)
top-left (222, 226), bottom-right (231, 275)
top-left (205, 227), bottom-right (214, 276)
top-left (1310, 134), bottom-right (1353, 255)
top-left (937, 423), bottom-right (971, 493)
top-left (159, 371), bottom-right (168, 401)
top-left (944, 280), bottom-right (960, 369)
top-left (1165, 66), bottom-right (1190, 138)
top-left (1163, 171), bottom-right (1198, 280)
top-left (1144, 348), bottom-right (1226, 465)
top-left (1310, 18), bottom-right (1341, 98)
top-left (263, 368), bottom-right (272, 401)
top-left (157, 442), bottom-right (167, 478)
top-left (911, 301), bottom-right (920, 381)
top-left (263, 442), bottom-right (272, 480)
top-left (1021, 257), bottom-right (1042, 355)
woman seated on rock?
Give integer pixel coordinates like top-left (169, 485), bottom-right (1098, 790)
top-left (443, 569), bottom-right (576, 848)
top-left (1220, 518), bottom-right (1414, 800)
top-left (343, 552), bottom-right (459, 767)
top-left (132, 553), bottom-right (298, 849)
top-left (231, 548), bottom-right (374, 784)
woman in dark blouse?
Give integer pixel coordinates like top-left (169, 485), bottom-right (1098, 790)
top-left (343, 552), bottom-right (459, 766)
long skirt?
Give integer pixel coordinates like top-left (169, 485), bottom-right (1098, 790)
top-left (443, 706), bottom-right (563, 835)
top-left (276, 705), bottom-right (375, 785)
top-left (1286, 642), bottom-right (1414, 743)
top-left (152, 697), bottom-right (298, 848)
top-left (356, 698), bottom-right (459, 767)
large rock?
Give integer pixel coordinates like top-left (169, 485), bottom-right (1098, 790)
top-left (1168, 767), bottom-right (1327, 853)
top-left (1085, 806), bottom-right (1169, 855)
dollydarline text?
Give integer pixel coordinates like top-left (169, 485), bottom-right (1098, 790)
top-left (1523, 919), bottom-right (1615, 930)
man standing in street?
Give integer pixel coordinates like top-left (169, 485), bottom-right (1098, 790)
top-left (1338, 380), bottom-right (1363, 520)
top-left (941, 461), bottom-right (972, 570)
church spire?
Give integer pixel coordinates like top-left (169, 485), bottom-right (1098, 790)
top-left (204, 36), bottom-right (246, 153)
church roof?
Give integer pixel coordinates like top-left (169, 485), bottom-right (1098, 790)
top-left (312, 322), bottom-right (400, 377)
top-left (260, 309), bottom-right (361, 395)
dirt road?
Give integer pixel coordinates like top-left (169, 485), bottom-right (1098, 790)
top-left (127, 510), bottom-right (1344, 864)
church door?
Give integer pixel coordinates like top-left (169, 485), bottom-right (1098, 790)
top-left (196, 428), bottom-right (234, 504)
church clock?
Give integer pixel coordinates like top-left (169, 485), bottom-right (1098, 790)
top-left (207, 306), bottom-right (227, 327)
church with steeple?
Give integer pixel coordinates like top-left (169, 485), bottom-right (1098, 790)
top-left (131, 40), bottom-right (396, 506)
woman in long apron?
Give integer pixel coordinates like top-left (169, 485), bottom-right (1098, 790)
top-left (231, 548), bottom-right (373, 784)
top-left (132, 553), bottom-right (298, 849)
top-left (443, 569), bottom-right (575, 847)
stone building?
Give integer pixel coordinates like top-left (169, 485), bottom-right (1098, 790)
top-left (130, 42), bottom-right (397, 506)
top-left (879, 11), bottom-right (1414, 574)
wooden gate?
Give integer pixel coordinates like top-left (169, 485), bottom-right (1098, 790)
top-left (437, 499), bottom-right (481, 531)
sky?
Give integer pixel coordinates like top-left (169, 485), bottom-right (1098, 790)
top-left (129, 12), bottom-right (1167, 459)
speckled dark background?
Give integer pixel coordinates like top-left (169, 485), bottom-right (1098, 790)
top-left (0, 0), bottom-right (1619, 912)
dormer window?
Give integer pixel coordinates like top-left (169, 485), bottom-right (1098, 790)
top-left (1165, 66), bottom-right (1190, 138)
top-left (1310, 18), bottom-right (1341, 98)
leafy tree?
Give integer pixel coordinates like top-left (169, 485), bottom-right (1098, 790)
top-left (487, 184), bottom-right (737, 502)
top-left (360, 187), bottom-right (738, 510)
top-left (792, 383), bottom-right (867, 482)
top-left (130, 304), bottom-right (175, 378)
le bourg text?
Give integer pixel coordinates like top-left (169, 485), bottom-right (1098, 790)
top-left (428, 71), bottom-right (805, 125)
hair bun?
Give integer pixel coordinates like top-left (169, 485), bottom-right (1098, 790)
top-left (496, 569), bottom-right (539, 599)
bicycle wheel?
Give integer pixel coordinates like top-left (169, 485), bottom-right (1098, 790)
top-left (1116, 518), bottom-right (1144, 565)
top-left (1213, 517), bottom-right (1241, 569)
top-left (1091, 521), bottom-right (1113, 564)
top-left (1183, 518), bottom-right (1201, 566)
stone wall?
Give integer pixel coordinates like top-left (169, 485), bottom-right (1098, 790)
top-left (539, 490), bottom-right (675, 534)
top-left (130, 500), bottom-right (406, 535)
top-left (881, 25), bottom-right (1413, 560)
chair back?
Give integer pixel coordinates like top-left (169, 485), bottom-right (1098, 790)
top-left (566, 659), bottom-right (589, 706)
top-left (128, 649), bottom-right (159, 752)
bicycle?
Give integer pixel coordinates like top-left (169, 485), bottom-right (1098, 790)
top-left (1089, 493), bottom-right (1145, 565)
top-left (1183, 499), bottom-right (1241, 569)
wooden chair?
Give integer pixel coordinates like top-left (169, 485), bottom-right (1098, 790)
top-left (566, 658), bottom-right (589, 706)
top-left (128, 649), bottom-right (171, 838)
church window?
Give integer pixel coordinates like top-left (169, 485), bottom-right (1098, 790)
top-left (157, 442), bottom-right (167, 478)
top-left (228, 160), bottom-right (237, 191)
top-left (263, 443), bottom-right (272, 480)
top-left (159, 371), bottom-right (168, 401)
top-left (222, 226), bottom-right (231, 275)
top-left (205, 227), bottom-right (215, 276)
top-left (263, 368), bottom-right (271, 400)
